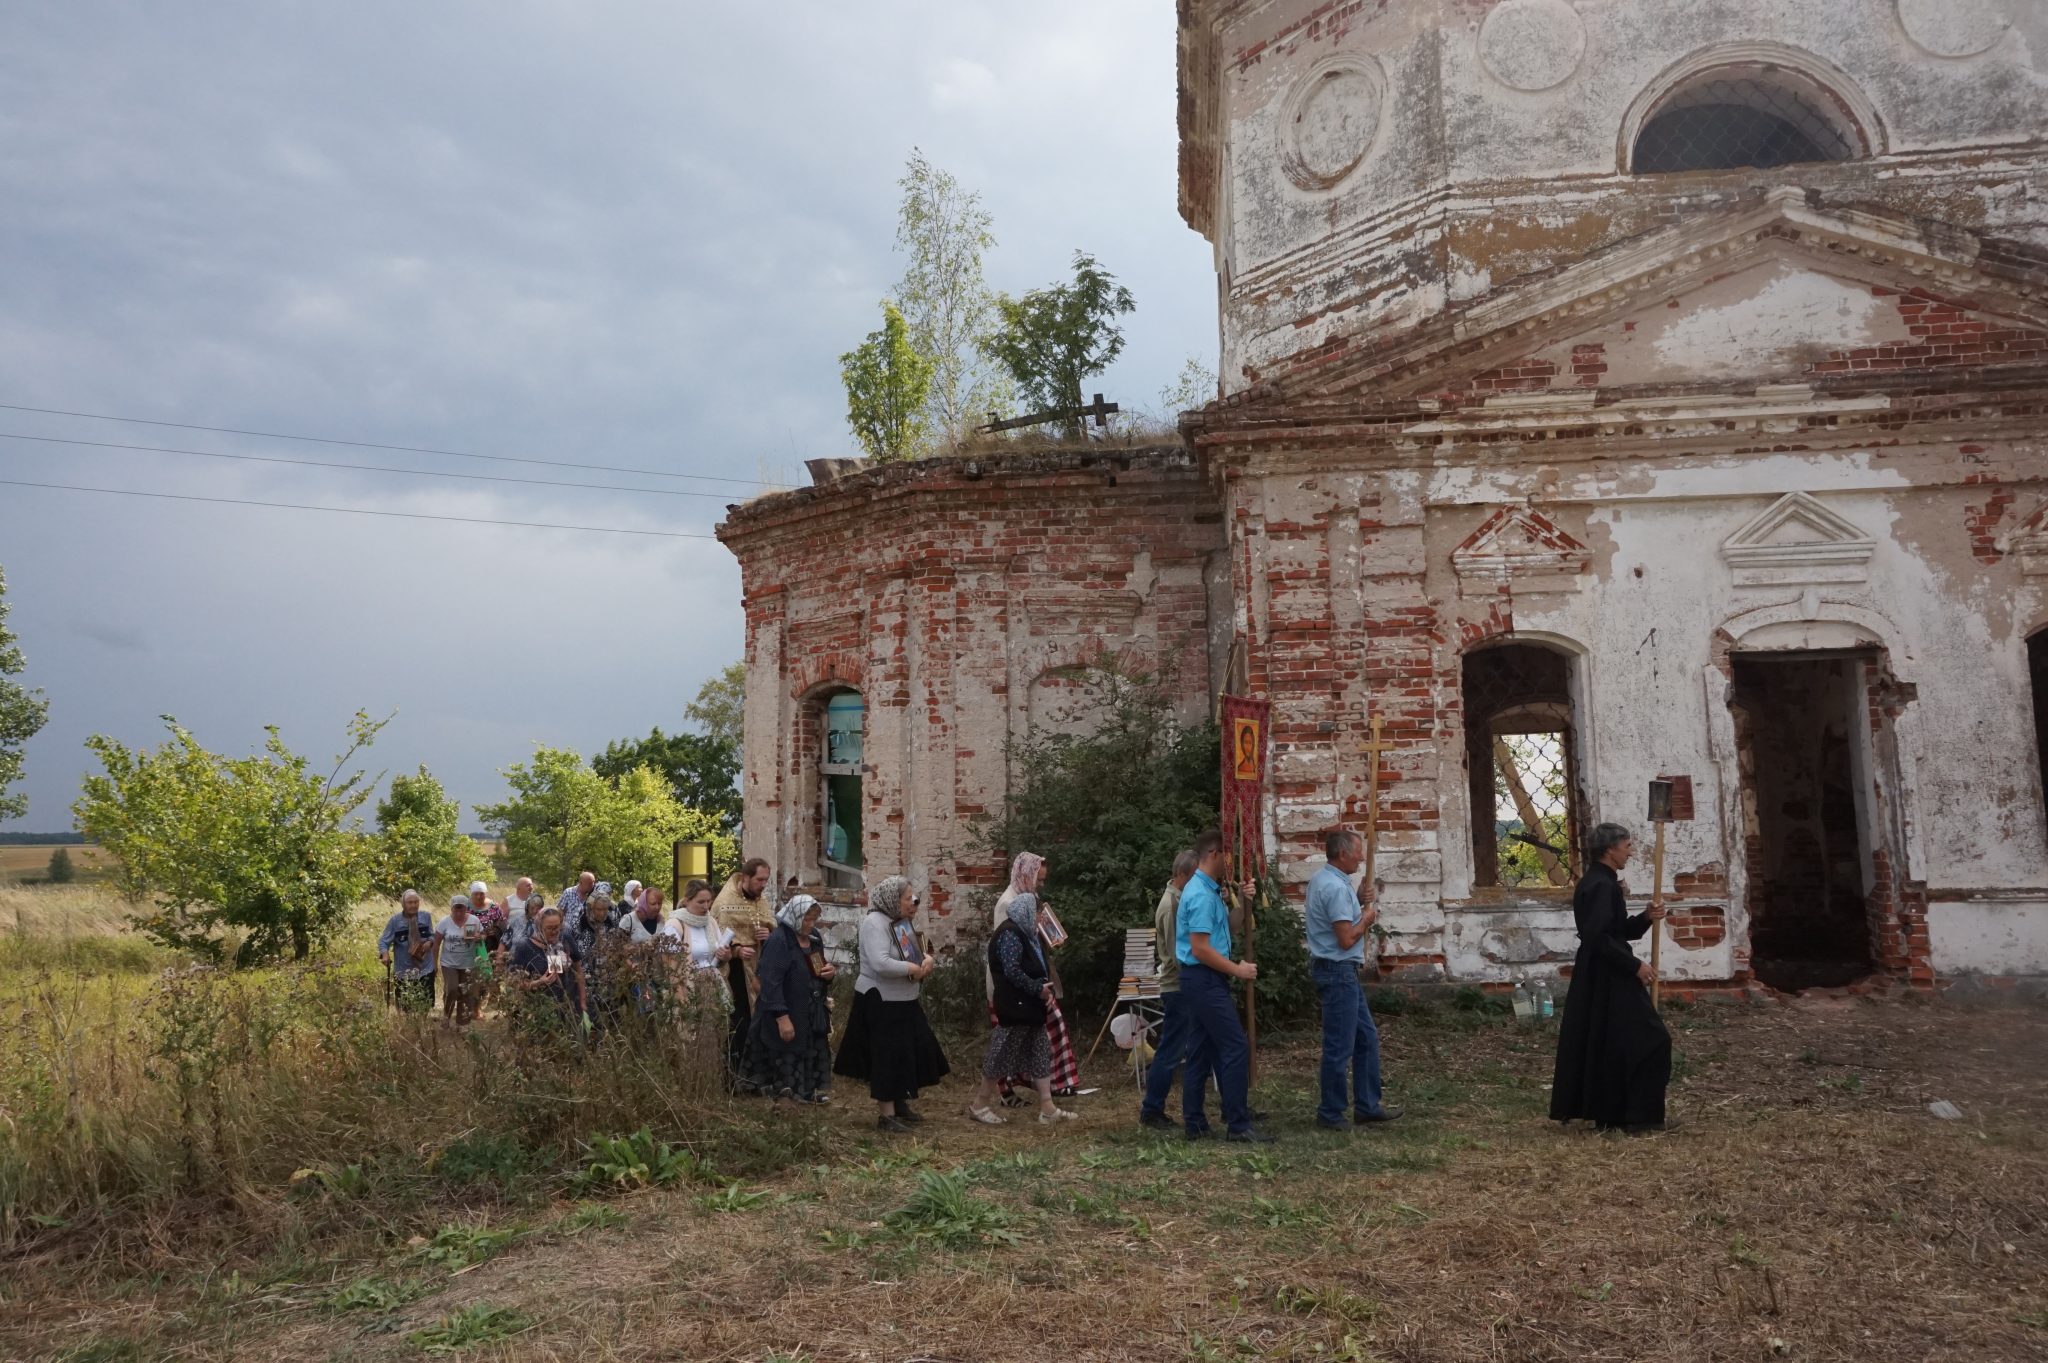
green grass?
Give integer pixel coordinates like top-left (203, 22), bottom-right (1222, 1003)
top-left (408, 1302), bottom-right (534, 1352)
top-left (324, 1274), bottom-right (434, 1314)
top-left (884, 1170), bottom-right (1021, 1248)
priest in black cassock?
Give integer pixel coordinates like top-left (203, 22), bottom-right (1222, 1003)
top-left (1550, 822), bottom-right (1672, 1133)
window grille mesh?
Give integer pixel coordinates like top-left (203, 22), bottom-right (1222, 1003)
top-left (1462, 643), bottom-right (1580, 889)
top-left (1633, 77), bottom-right (1856, 175)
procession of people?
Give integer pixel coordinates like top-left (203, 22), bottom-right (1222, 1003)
top-left (375, 824), bottom-right (1671, 1139)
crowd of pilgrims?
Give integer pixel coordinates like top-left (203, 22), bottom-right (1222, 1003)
top-left (376, 821), bottom-right (1674, 1138)
top-left (375, 852), bottom-right (1086, 1131)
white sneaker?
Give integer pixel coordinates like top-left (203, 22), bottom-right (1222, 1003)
top-left (1037, 1107), bottom-right (1079, 1124)
top-left (967, 1104), bottom-right (1007, 1125)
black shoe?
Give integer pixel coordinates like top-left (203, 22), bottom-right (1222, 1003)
top-left (1316, 1116), bottom-right (1353, 1132)
top-left (877, 1114), bottom-right (912, 1134)
top-left (897, 1104), bottom-right (925, 1124)
top-left (1051, 1086), bottom-right (1078, 1099)
top-left (1139, 1110), bottom-right (1176, 1131)
top-left (1224, 1127), bottom-right (1277, 1144)
top-left (1183, 1125), bottom-right (1213, 1141)
top-left (1624, 1120), bottom-right (1670, 1136)
top-left (1354, 1107), bottom-right (1404, 1124)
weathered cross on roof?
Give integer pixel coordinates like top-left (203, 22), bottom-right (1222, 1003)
top-left (976, 393), bottom-right (1120, 435)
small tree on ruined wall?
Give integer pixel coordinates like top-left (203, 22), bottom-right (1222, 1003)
top-left (980, 252), bottom-right (1136, 438)
top-left (0, 564), bottom-right (49, 823)
top-left (970, 658), bottom-right (1314, 1024)
top-left (841, 301), bottom-right (936, 463)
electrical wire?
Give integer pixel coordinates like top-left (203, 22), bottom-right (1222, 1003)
top-left (0, 400), bottom-right (782, 490)
top-left (0, 477), bottom-right (722, 540)
top-left (0, 429), bottom-right (741, 501)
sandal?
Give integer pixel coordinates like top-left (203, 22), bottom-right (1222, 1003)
top-left (1037, 1107), bottom-right (1079, 1124)
top-left (967, 1104), bottom-right (1007, 1126)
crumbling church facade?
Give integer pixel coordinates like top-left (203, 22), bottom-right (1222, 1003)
top-left (720, 0), bottom-right (2048, 990)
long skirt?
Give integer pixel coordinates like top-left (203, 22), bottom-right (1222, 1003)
top-left (992, 998), bottom-right (1080, 1097)
top-left (834, 989), bottom-right (950, 1102)
top-left (984, 1021), bottom-right (1053, 1081)
top-left (739, 984), bottom-right (832, 1101)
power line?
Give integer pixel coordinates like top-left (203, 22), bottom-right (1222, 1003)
top-left (0, 429), bottom-right (741, 501)
top-left (0, 477), bottom-right (723, 540)
top-left (0, 400), bottom-right (783, 490)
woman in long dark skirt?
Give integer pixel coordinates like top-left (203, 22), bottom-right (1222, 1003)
top-left (834, 875), bottom-right (949, 1133)
top-left (739, 893), bottom-right (835, 1103)
top-left (1551, 822), bottom-right (1673, 1133)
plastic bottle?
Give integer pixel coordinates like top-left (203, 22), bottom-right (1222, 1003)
top-left (1537, 977), bottom-right (1556, 1020)
top-left (1512, 975), bottom-right (1535, 1022)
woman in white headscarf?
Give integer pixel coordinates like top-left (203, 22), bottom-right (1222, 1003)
top-left (835, 875), bottom-right (949, 1132)
top-left (988, 852), bottom-right (1080, 1100)
top-left (738, 893), bottom-right (836, 1102)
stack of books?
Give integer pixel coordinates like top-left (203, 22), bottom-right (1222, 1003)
top-left (1119, 928), bottom-right (1161, 999)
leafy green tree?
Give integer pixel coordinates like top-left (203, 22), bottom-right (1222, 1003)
top-left (45, 846), bottom-right (74, 884)
top-left (972, 658), bottom-right (1313, 1020)
top-left (593, 727), bottom-right (740, 828)
top-left (893, 148), bottom-right (1009, 446)
top-left (841, 301), bottom-right (936, 462)
top-left (685, 663), bottom-right (745, 751)
top-left (477, 746), bottom-right (736, 893)
top-left (74, 713), bottom-right (384, 964)
top-left (1159, 355), bottom-right (1218, 415)
top-left (372, 765), bottom-right (491, 902)
top-left (0, 565), bottom-right (50, 822)
top-left (980, 252), bottom-right (1137, 438)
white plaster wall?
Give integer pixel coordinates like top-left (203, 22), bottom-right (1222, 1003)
top-left (1207, 0), bottom-right (2048, 385)
top-left (1929, 897), bottom-right (2048, 975)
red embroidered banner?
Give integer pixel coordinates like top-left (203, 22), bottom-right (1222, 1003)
top-left (1219, 694), bottom-right (1271, 879)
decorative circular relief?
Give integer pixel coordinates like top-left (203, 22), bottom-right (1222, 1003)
top-left (1281, 56), bottom-right (1386, 191)
top-left (1896, 0), bottom-right (2009, 58)
top-left (1478, 0), bottom-right (1586, 92)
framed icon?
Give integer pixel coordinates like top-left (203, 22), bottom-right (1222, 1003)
top-left (1232, 716), bottom-right (1262, 782)
top-left (1037, 904), bottom-right (1068, 949)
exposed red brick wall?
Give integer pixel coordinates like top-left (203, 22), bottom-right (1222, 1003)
top-left (719, 447), bottom-right (1223, 926)
top-left (1666, 905), bottom-right (1727, 951)
top-left (1807, 288), bottom-right (2048, 376)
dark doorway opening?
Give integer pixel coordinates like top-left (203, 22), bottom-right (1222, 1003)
top-left (1462, 641), bottom-right (1582, 890)
top-left (2030, 631), bottom-right (2048, 808)
top-left (1731, 654), bottom-right (1874, 991)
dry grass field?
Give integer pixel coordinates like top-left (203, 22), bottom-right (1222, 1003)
top-left (0, 878), bottom-right (2041, 1363)
top-left (0, 843), bottom-right (118, 884)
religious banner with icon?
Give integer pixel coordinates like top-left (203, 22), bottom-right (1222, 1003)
top-left (1219, 694), bottom-right (1271, 879)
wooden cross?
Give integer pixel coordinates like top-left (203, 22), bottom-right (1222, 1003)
top-left (1356, 710), bottom-right (1390, 885)
top-left (976, 393), bottom-right (1121, 434)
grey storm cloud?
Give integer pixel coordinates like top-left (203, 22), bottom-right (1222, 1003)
top-left (0, 1), bottom-right (1214, 832)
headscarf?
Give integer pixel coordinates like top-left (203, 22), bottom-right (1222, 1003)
top-left (776, 893), bottom-right (819, 932)
top-left (868, 875), bottom-right (911, 921)
top-left (1008, 852), bottom-right (1045, 896)
top-left (467, 880), bottom-right (488, 899)
top-left (624, 879), bottom-right (643, 907)
top-left (1004, 892), bottom-right (1039, 936)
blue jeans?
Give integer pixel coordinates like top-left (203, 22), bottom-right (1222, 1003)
top-left (1138, 990), bottom-right (1190, 1119)
top-left (1179, 963), bottom-right (1252, 1135)
top-left (1312, 958), bottom-right (1384, 1123)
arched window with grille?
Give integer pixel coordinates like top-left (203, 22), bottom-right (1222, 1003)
top-left (1625, 55), bottom-right (1874, 176)
top-left (1462, 641), bottom-right (1585, 890)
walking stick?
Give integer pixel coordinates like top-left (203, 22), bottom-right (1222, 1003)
top-left (1238, 806), bottom-right (1259, 1086)
top-left (1646, 779), bottom-right (1674, 1012)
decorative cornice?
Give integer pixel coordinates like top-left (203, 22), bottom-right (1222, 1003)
top-left (1720, 492), bottom-right (1877, 587)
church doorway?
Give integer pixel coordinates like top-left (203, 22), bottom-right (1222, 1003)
top-left (1730, 652), bottom-right (1876, 991)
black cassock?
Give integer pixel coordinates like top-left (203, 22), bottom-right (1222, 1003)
top-left (1550, 861), bottom-right (1671, 1129)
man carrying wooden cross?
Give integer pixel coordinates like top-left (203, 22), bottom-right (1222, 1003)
top-left (1306, 828), bottom-right (1402, 1131)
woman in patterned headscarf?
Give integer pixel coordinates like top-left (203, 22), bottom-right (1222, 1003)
top-left (971, 892), bottom-right (1077, 1126)
top-left (835, 875), bottom-right (950, 1133)
top-left (987, 851), bottom-right (1080, 1100)
top-left (738, 894), bottom-right (836, 1103)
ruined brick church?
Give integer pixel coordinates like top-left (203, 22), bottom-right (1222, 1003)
top-left (719, 0), bottom-right (2048, 990)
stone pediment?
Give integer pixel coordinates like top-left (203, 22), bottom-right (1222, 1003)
top-left (1720, 492), bottom-right (1875, 587)
top-left (1218, 191), bottom-right (2048, 410)
top-left (1452, 507), bottom-right (1590, 591)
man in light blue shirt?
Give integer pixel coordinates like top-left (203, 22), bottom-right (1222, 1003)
top-left (1174, 828), bottom-right (1273, 1143)
top-left (1304, 829), bottom-right (1401, 1130)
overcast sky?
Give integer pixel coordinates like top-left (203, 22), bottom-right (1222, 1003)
top-left (0, 1), bottom-right (1214, 832)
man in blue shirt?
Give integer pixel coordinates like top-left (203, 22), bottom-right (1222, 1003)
top-left (1176, 828), bottom-right (1274, 1143)
top-left (376, 889), bottom-right (437, 1014)
top-left (1304, 829), bottom-right (1401, 1130)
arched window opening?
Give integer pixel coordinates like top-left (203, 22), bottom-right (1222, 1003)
top-left (1463, 642), bottom-right (1583, 889)
top-left (818, 690), bottom-right (864, 890)
top-left (1631, 70), bottom-right (1860, 175)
